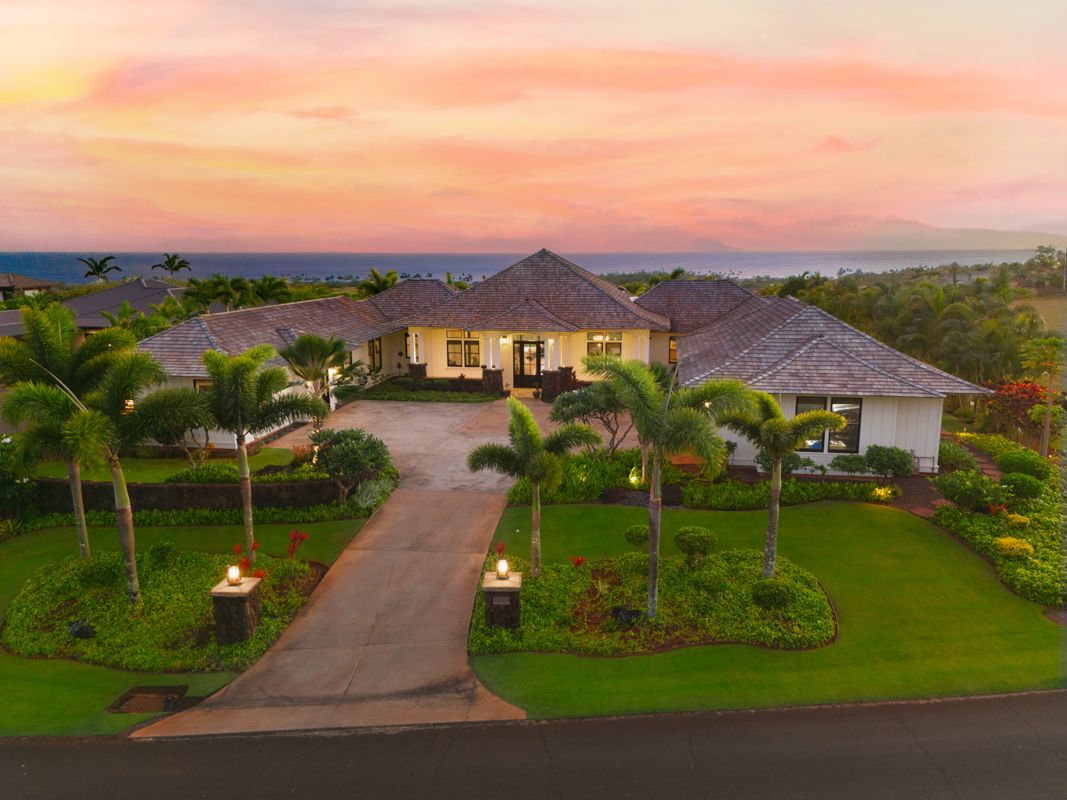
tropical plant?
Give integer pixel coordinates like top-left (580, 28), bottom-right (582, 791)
top-left (445, 272), bottom-right (470, 290)
top-left (1021, 336), bottom-right (1065, 456)
top-left (358, 268), bottom-right (398, 297)
top-left (248, 275), bottom-right (292, 306)
top-left (863, 445), bottom-right (916, 479)
top-left (309, 427), bottom-right (393, 502)
top-left (127, 387), bottom-right (216, 468)
top-left (151, 253), bottom-right (191, 277)
top-left (720, 390), bottom-right (844, 578)
top-left (78, 255), bottom-right (120, 281)
top-left (279, 333), bottom-right (370, 425)
top-left (0, 304), bottom-right (137, 559)
top-left (101, 300), bottom-right (171, 340)
top-left (583, 355), bottom-right (752, 617)
top-left (468, 397), bottom-right (599, 577)
top-left (549, 382), bottom-right (634, 454)
top-left (200, 345), bottom-right (329, 560)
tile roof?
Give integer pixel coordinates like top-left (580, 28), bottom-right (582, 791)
top-left (678, 296), bottom-right (988, 397)
top-left (407, 249), bottom-right (670, 331)
top-left (0, 273), bottom-right (60, 291)
top-left (367, 278), bottom-right (458, 320)
top-left (478, 299), bottom-right (579, 332)
top-left (0, 309), bottom-right (24, 338)
top-left (634, 279), bottom-right (756, 332)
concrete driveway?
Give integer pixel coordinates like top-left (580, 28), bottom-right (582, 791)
top-left (135, 399), bottom-right (526, 737)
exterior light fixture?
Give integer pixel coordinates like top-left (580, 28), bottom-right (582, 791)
top-left (500, 335), bottom-right (508, 342)
top-left (226, 565), bottom-right (242, 586)
top-left (496, 558), bottom-right (510, 581)
top-left (122, 398), bottom-right (136, 415)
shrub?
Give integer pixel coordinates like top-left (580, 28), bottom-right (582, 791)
top-left (0, 434), bottom-right (36, 522)
top-left (682, 478), bottom-right (898, 510)
top-left (1003, 512), bottom-right (1030, 528)
top-left (146, 541), bottom-right (177, 570)
top-left (165, 463), bottom-right (240, 483)
top-left (829, 454), bottom-right (869, 475)
top-left (751, 578), bottom-right (798, 610)
top-left (956, 432), bottom-right (1026, 459)
top-left (932, 470), bottom-right (1010, 512)
top-left (756, 450), bottom-right (826, 475)
top-left (994, 536), bottom-right (1035, 559)
top-left (623, 524), bottom-right (649, 549)
top-left (673, 526), bottom-right (716, 566)
top-left (937, 441), bottom-right (978, 472)
top-left (1000, 472), bottom-right (1045, 501)
top-left (994, 450), bottom-right (1053, 481)
top-left (863, 445), bottom-right (916, 478)
top-left (310, 428), bottom-right (394, 502)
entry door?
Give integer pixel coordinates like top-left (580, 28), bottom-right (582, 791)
top-left (513, 341), bottom-right (543, 388)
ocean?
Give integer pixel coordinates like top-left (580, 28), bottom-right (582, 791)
top-left (0, 250), bottom-right (1036, 286)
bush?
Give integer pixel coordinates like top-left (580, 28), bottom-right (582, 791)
top-left (829, 454), bottom-right (869, 475)
top-left (932, 470), bottom-right (1011, 512)
top-left (165, 463), bottom-right (240, 483)
top-left (623, 524), bottom-right (649, 549)
top-left (0, 434), bottom-right (36, 522)
top-left (1000, 472), bottom-right (1045, 501)
top-left (994, 536), bottom-right (1035, 559)
top-left (863, 445), bottom-right (916, 478)
top-left (756, 450), bottom-right (826, 476)
top-left (682, 478), bottom-right (898, 510)
top-left (751, 578), bottom-right (798, 610)
top-left (673, 526), bottom-right (716, 565)
top-left (938, 441), bottom-right (978, 472)
top-left (310, 428), bottom-right (394, 502)
top-left (994, 450), bottom-right (1053, 481)
top-left (955, 432), bottom-right (1026, 459)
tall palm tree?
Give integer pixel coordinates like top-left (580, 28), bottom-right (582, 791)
top-left (78, 255), bottom-right (120, 281)
top-left (181, 276), bottom-right (219, 313)
top-left (151, 253), bottom-right (191, 277)
top-left (249, 275), bottom-right (292, 306)
top-left (445, 272), bottom-right (470, 290)
top-left (584, 355), bottom-right (751, 618)
top-left (358, 268), bottom-right (398, 297)
top-left (468, 397), bottom-right (599, 577)
top-left (201, 345), bottom-right (328, 560)
top-left (128, 387), bottom-right (216, 468)
top-left (1022, 336), bottom-right (1065, 457)
top-left (0, 305), bottom-right (136, 559)
top-left (279, 333), bottom-right (368, 434)
top-left (720, 392), bottom-right (844, 578)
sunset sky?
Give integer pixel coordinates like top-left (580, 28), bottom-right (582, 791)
top-left (2, 1), bottom-right (1066, 252)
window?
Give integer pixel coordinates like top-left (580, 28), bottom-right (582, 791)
top-left (193, 379), bottom-right (213, 393)
top-left (587, 331), bottom-right (623, 358)
top-left (446, 330), bottom-right (480, 367)
top-left (795, 396), bottom-right (827, 451)
top-left (828, 397), bottom-right (862, 453)
top-left (404, 334), bottom-right (410, 359)
top-left (668, 336), bottom-right (678, 364)
top-left (368, 338), bottom-right (383, 371)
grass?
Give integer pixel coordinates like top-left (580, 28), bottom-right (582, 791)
top-left (35, 447), bottom-right (293, 483)
top-left (471, 502), bottom-right (1063, 718)
top-left (0, 518), bottom-right (361, 736)
top-left (361, 377), bottom-right (498, 403)
top-left (1019, 292), bottom-right (1065, 333)
top-left (941, 409), bottom-right (971, 434)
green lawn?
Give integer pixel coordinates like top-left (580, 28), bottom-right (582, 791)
top-left (1020, 292), bottom-right (1065, 333)
top-left (472, 502), bottom-right (1063, 718)
top-left (35, 447), bottom-right (293, 483)
top-left (0, 517), bottom-right (362, 736)
top-left (941, 410), bottom-right (970, 434)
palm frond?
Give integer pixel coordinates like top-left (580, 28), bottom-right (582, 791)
top-left (249, 393), bottom-right (327, 435)
top-left (581, 355), bottom-right (664, 440)
top-left (2, 381), bottom-right (77, 426)
top-left (467, 443), bottom-right (524, 478)
top-left (505, 396), bottom-right (542, 462)
top-left (542, 423), bottom-right (600, 456)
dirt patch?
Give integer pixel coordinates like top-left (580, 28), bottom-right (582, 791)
top-left (1043, 608), bottom-right (1067, 625)
top-left (110, 686), bottom-right (203, 714)
top-left (300, 561), bottom-right (328, 596)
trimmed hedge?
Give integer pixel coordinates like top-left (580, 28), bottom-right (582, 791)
top-left (682, 478), bottom-right (899, 511)
top-left (507, 449), bottom-right (689, 506)
top-left (931, 470), bottom-right (1010, 513)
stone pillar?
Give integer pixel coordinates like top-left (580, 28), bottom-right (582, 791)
top-left (210, 577), bottom-right (262, 644)
top-left (540, 369), bottom-right (561, 402)
top-left (481, 367), bottom-right (504, 394)
top-left (482, 571), bottom-right (522, 628)
top-left (408, 362), bottom-right (427, 381)
top-left (559, 365), bottom-right (574, 392)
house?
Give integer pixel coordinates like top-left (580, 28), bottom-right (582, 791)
top-left (139, 250), bottom-right (985, 470)
top-left (0, 272), bottom-right (61, 303)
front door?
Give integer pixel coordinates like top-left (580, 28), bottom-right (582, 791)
top-left (513, 340), bottom-right (543, 388)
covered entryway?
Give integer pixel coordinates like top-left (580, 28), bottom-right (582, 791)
top-left (512, 339), bottom-right (543, 388)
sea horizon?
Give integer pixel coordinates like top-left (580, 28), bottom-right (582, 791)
top-left (0, 248), bottom-right (1038, 286)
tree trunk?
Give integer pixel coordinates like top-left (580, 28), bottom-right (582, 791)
top-left (108, 452), bottom-right (141, 608)
top-left (236, 433), bottom-right (256, 562)
top-left (640, 443), bottom-right (648, 484)
top-left (1041, 370), bottom-right (1054, 457)
top-left (531, 481), bottom-right (542, 578)
top-left (65, 460), bottom-right (90, 559)
top-left (647, 453), bottom-right (662, 619)
top-left (763, 459), bottom-right (782, 578)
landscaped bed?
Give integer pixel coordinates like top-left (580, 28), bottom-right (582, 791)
top-left (469, 550), bottom-right (835, 656)
top-left (360, 376), bottom-right (498, 403)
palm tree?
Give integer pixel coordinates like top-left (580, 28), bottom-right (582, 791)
top-left (358, 268), bottom-right (398, 297)
top-left (279, 333), bottom-right (366, 431)
top-left (249, 275), bottom-right (292, 306)
top-left (78, 255), bottom-right (120, 281)
top-left (584, 355), bottom-right (752, 618)
top-left (201, 345), bottom-right (328, 560)
top-left (445, 272), bottom-right (470, 290)
top-left (181, 277), bottom-right (219, 313)
top-left (151, 253), bottom-right (191, 277)
top-left (128, 387), bottom-right (216, 468)
top-left (0, 305), bottom-right (136, 559)
top-left (1022, 336), bottom-right (1065, 457)
top-left (468, 397), bottom-right (599, 577)
top-left (720, 391), bottom-right (844, 578)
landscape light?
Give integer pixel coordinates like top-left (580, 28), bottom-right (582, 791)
top-left (226, 565), bottom-right (242, 586)
top-left (496, 558), bottom-right (510, 581)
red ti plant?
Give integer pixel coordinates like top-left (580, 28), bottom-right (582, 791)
top-left (492, 540), bottom-right (506, 557)
top-left (570, 555), bottom-right (586, 571)
top-left (288, 529), bottom-right (310, 559)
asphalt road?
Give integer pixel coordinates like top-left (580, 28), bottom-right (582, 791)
top-left (4, 691), bottom-right (1067, 799)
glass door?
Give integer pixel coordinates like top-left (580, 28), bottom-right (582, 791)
top-left (512, 340), bottom-right (543, 388)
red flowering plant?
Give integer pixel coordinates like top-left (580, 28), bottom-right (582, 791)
top-left (569, 555), bottom-right (586, 570)
top-left (492, 540), bottom-right (506, 557)
top-left (288, 529), bottom-right (310, 559)
top-left (985, 380), bottom-right (1061, 437)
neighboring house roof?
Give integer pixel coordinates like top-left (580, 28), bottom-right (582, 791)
top-left (0, 272), bottom-right (60, 291)
top-left (634, 279), bottom-right (756, 333)
top-left (678, 296), bottom-right (988, 397)
top-left (0, 309), bottom-right (24, 338)
top-left (407, 249), bottom-right (671, 332)
top-left (366, 278), bottom-right (458, 320)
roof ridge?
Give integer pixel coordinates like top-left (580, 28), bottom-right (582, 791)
top-left (539, 249), bottom-right (671, 327)
top-left (196, 316), bottom-right (224, 352)
top-left (202, 293), bottom-right (356, 319)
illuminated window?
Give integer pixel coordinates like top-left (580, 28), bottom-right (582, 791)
top-left (368, 338), bottom-right (383, 370)
top-left (586, 331), bottom-right (623, 357)
top-left (828, 398), bottom-right (862, 453)
top-left (795, 396), bottom-right (827, 452)
top-left (668, 336), bottom-right (678, 364)
top-left (446, 330), bottom-right (480, 367)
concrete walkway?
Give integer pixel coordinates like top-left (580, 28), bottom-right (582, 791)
top-left (135, 400), bottom-right (526, 737)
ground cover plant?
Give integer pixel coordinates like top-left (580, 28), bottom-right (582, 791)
top-left (0, 519), bottom-right (360, 736)
top-left (361, 376), bottom-right (497, 403)
top-left (36, 446), bottom-right (293, 483)
top-left (470, 502), bottom-right (1059, 718)
top-left (682, 478), bottom-right (898, 510)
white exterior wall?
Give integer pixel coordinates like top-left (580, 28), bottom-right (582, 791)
top-left (722, 393), bottom-right (943, 475)
top-left (649, 332), bottom-right (674, 366)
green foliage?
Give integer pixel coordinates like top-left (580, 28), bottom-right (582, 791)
top-left (931, 469), bottom-right (1010, 512)
top-left (937, 440), bottom-right (978, 471)
top-left (994, 536), bottom-right (1035, 559)
top-left (751, 578), bottom-right (798, 610)
top-left (361, 377), bottom-right (497, 403)
top-left (507, 448), bottom-right (687, 505)
top-left (863, 445), bottom-right (916, 478)
top-left (310, 427), bottom-right (393, 500)
top-left (994, 449), bottom-right (1053, 480)
top-left (999, 472), bottom-right (1045, 501)
top-left (828, 453), bottom-right (869, 475)
top-left (756, 450), bottom-right (826, 475)
top-left (673, 526), bottom-right (716, 566)
top-left (683, 478), bottom-right (898, 510)
top-left (954, 432), bottom-right (1024, 459)
top-left (2, 549), bottom-right (310, 671)
top-left (0, 434), bottom-right (36, 521)
top-left (468, 550), bottom-right (834, 655)
top-left (623, 524), bottom-right (649, 549)
top-left (165, 463), bottom-right (240, 483)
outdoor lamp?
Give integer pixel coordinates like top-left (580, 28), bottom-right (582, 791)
top-left (226, 565), bottom-right (241, 586)
top-left (496, 559), bottom-right (510, 581)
